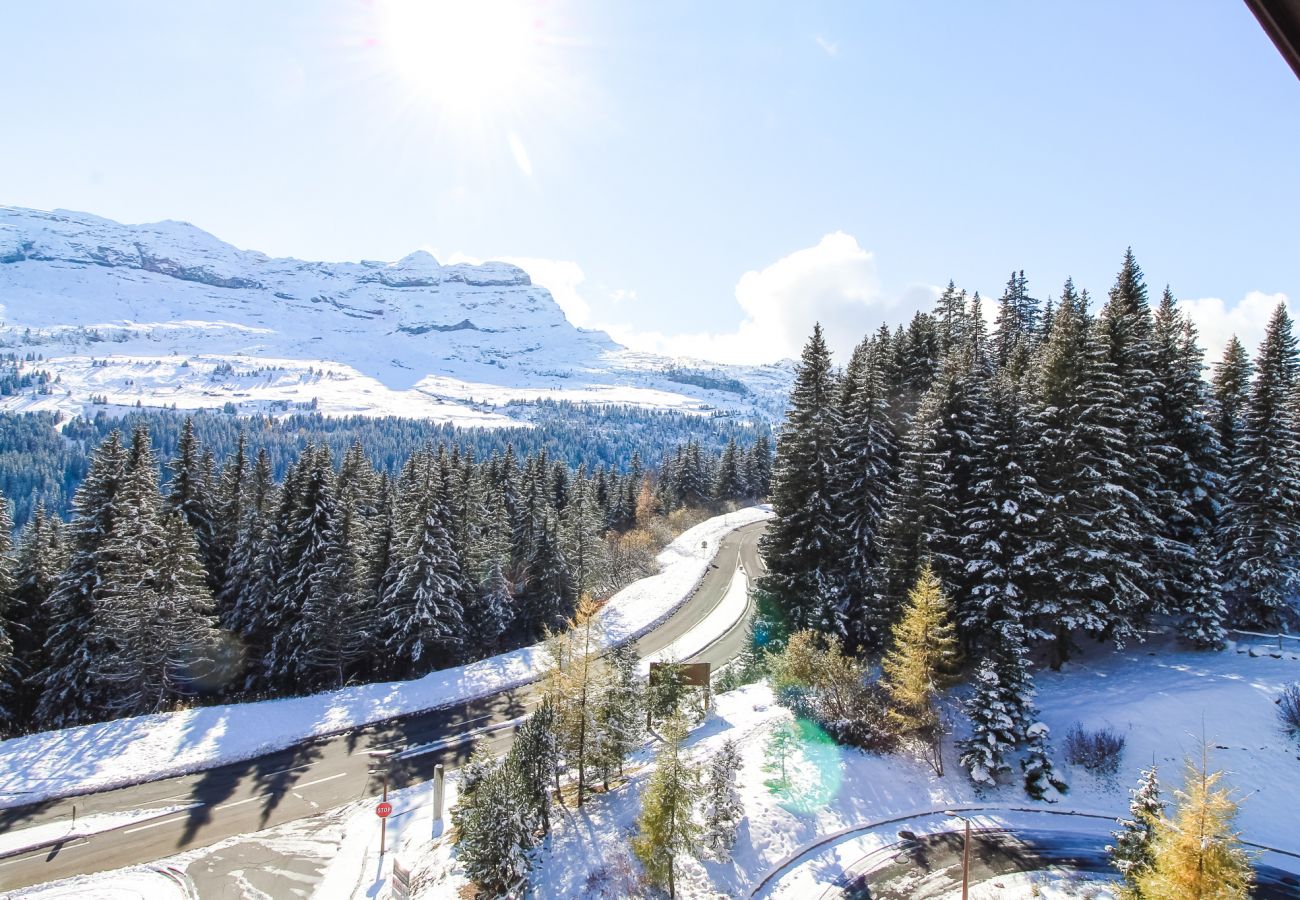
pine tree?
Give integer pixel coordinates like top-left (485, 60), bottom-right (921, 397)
top-left (467, 561), bottom-right (513, 656)
top-left (1221, 303), bottom-right (1300, 629)
top-left (509, 697), bottom-right (560, 835)
top-left (1108, 764), bottom-right (1164, 895)
top-left (0, 490), bottom-right (15, 734)
top-left (212, 430), bottom-right (248, 598)
top-left (562, 472), bottom-right (604, 596)
top-left (1152, 289), bottom-right (1225, 634)
top-left (1097, 251), bottom-right (1169, 629)
top-left (701, 738), bottom-right (744, 860)
top-left (454, 756), bottom-right (535, 896)
top-left (545, 593), bottom-right (608, 806)
top-left (519, 515), bottom-right (573, 639)
top-left (1021, 722), bottom-right (1067, 801)
top-left (8, 504), bottom-right (63, 726)
top-left (959, 370), bottom-right (1047, 647)
top-left (1211, 336), bottom-right (1252, 466)
top-left (1033, 282), bottom-right (1147, 666)
top-left (101, 425), bottom-right (219, 716)
top-left (760, 323), bottom-right (844, 634)
top-left (35, 430), bottom-right (128, 729)
top-left (880, 563), bottom-right (960, 745)
top-left (991, 270), bottom-right (1040, 377)
top-left (380, 494), bottom-right (466, 676)
top-left (959, 657), bottom-right (1014, 787)
top-left (591, 641), bottom-right (643, 789)
top-left (830, 334), bottom-right (896, 651)
top-left (167, 417), bottom-right (220, 589)
top-left (632, 714), bottom-right (702, 899)
top-left (1135, 752), bottom-right (1253, 899)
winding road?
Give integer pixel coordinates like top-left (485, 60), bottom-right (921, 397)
top-left (0, 521), bottom-right (767, 895)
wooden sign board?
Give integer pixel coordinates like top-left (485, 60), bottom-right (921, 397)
top-left (649, 661), bottom-right (711, 687)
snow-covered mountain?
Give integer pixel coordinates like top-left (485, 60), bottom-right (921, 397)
top-left (0, 206), bottom-right (790, 426)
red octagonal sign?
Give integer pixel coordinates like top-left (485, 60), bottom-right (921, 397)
top-left (376, 802), bottom-right (393, 818)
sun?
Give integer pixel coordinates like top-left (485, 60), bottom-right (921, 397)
top-left (374, 0), bottom-right (542, 120)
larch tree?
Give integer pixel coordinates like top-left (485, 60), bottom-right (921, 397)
top-left (1135, 752), bottom-right (1254, 899)
top-left (632, 714), bottom-right (702, 899)
top-left (880, 562), bottom-right (960, 771)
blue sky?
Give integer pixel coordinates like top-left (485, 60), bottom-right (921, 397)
top-left (2, 1), bottom-right (1296, 363)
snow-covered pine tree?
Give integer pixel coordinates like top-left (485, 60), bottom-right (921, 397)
top-left (959, 368), bottom-right (1048, 649)
top-left (991, 270), bottom-right (1041, 380)
top-left (380, 490), bottom-right (466, 676)
top-left (1098, 252), bottom-right (1175, 624)
top-left (632, 714), bottom-right (702, 899)
top-left (1021, 721), bottom-right (1067, 801)
top-left (760, 323), bottom-right (844, 635)
top-left (745, 434), bottom-right (773, 499)
top-left (212, 430), bottom-right (248, 599)
top-left (467, 561), bottom-right (513, 656)
top-left (591, 641), bottom-right (643, 788)
top-left (518, 514), bottom-right (573, 639)
top-left (454, 756), bottom-right (535, 896)
top-left (701, 738), bottom-right (745, 860)
top-left (562, 471), bottom-right (604, 597)
top-left (7, 504), bottom-right (64, 726)
top-left (1032, 282), bottom-right (1147, 667)
top-left (0, 490), bottom-right (15, 734)
top-left (1221, 302), bottom-right (1300, 629)
top-left (713, 437), bottom-right (747, 502)
top-left (100, 425), bottom-right (219, 716)
top-left (830, 333), bottom-right (897, 651)
top-left (959, 657), bottom-right (1012, 787)
top-left (932, 281), bottom-right (970, 358)
top-left (1212, 336), bottom-right (1252, 469)
top-left (1108, 764), bottom-right (1163, 893)
top-left (508, 696), bottom-right (559, 835)
top-left (1151, 289), bottom-right (1225, 634)
top-left (1136, 752), bottom-right (1253, 899)
top-left (34, 430), bottom-right (128, 729)
top-left (881, 562), bottom-right (960, 745)
top-left (167, 417), bottom-right (220, 590)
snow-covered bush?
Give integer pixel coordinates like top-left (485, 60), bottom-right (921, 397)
top-left (1063, 721), bottom-right (1127, 774)
top-left (1279, 682), bottom-right (1300, 737)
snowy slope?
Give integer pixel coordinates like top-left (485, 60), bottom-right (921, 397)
top-left (0, 206), bottom-right (791, 424)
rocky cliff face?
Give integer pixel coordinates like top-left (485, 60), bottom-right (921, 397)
top-left (0, 206), bottom-right (791, 425)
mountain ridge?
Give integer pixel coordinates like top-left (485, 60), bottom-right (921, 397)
top-left (0, 206), bottom-right (790, 426)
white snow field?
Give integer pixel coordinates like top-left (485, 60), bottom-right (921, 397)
top-left (0, 506), bottom-right (772, 810)
top-left (12, 632), bottom-right (1300, 899)
top-left (0, 206), bottom-right (792, 424)
top-left (411, 633), bottom-right (1300, 899)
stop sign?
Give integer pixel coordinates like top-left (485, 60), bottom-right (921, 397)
top-left (376, 801), bottom-right (393, 818)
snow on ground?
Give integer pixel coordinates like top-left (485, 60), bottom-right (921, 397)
top-left (0, 506), bottom-right (772, 809)
top-left (948, 870), bottom-right (1119, 899)
top-left (408, 633), bottom-right (1300, 899)
top-left (7, 867), bottom-right (195, 900)
top-left (0, 805), bottom-right (200, 858)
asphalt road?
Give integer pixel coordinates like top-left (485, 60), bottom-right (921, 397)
top-left (837, 829), bottom-right (1300, 900)
top-left (0, 520), bottom-right (767, 894)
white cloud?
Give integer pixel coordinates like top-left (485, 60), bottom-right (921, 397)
top-left (1180, 290), bottom-right (1293, 363)
top-left (609, 232), bottom-right (935, 365)
top-left (444, 234), bottom-right (936, 366)
top-left (815, 35), bottom-right (839, 56)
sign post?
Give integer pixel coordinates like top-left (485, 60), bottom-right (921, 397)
top-left (391, 858), bottom-right (412, 900)
top-left (377, 785), bottom-right (392, 856)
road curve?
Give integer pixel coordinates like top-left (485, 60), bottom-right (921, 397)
top-left (0, 521), bottom-right (768, 893)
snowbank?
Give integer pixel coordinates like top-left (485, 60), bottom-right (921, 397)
top-left (0, 805), bottom-right (199, 858)
top-left (465, 637), bottom-right (1300, 899)
top-left (0, 506), bottom-right (772, 809)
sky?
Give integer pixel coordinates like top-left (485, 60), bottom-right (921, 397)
top-left (2, 1), bottom-right (1297, 365)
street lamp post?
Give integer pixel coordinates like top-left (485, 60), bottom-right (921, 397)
top-left (944, 811), bottom-right (972, 900)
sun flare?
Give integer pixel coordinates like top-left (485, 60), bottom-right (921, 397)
top-left (376, 0), bottom-right (540, 119)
